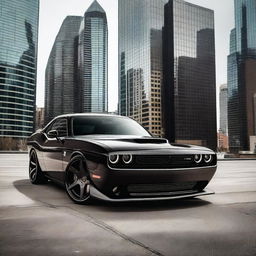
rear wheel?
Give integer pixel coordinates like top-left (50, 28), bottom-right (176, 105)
top-left (29, 150), bottom-right (48, 184)
top-left (65, 155), bottom-right (91, 204)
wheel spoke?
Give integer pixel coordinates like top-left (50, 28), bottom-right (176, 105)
top-left (31, 171), bottom-right (36, 180)
top-left (86, 182), bottom-right (90, 194)
top-left (30, 160), bottom-right (36, 166)
top-left (68, 180), bottom-right (79, 190)
top-left (79, 182), bottom-right (85, 199)
top-left (30, 167), bottom-right (36, 175)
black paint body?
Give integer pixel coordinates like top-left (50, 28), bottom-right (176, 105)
top-left (27, 114), bottom-right (217, 201)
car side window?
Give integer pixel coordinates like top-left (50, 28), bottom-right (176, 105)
top-left (52, 118), bottom-right (68, 137)
top-left (46, 118), bottom-right (68, 137)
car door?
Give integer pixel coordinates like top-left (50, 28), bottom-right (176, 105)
top-left (42, 118), bottom-right (68, 181)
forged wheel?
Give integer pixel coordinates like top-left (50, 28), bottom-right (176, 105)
top-left (29, 150), bottom-right (48, 184)
top-left (65, 155), bottom-right (91, 204)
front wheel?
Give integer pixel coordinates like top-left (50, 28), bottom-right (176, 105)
top-left (65, 155), bottom-right (91, 204)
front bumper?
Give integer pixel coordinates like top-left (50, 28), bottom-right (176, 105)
top-left (90, 185), bottom-right (214, 202)
top-left (88, 164), bottom-right (217, 201)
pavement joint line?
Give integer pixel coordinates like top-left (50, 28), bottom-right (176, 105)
top-left (34, 198), bottom-right (58, 208)
top-left (61, 205), bottom-right (165, 256)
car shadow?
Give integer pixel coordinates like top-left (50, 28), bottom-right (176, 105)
top-left (13, 179), bottom-right (212, 212)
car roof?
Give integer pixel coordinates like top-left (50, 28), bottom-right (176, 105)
top-left (55, 113), bottom-right (126, 119)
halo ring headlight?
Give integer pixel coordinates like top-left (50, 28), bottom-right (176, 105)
top-left (204, 154), bottom-right (212, 163)
top-left (122, 154), bottom-right (133, 164)
top-left (194, 154), bottom-right (202, 164)
top-left (109, 154), bottom-right (119, 164)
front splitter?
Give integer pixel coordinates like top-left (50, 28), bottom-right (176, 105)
top-left (89, 185), bottom-right (214, 202)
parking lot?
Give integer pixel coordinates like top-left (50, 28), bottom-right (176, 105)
top-left (0, 154), bottom-right (256, 256)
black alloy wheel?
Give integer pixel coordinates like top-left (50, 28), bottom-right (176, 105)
top-left (65, 155), bottom-right (91, 204)
top-left (29, 150), bottom-right (48, 184)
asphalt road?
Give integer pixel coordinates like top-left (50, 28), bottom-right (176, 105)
top-left (0, 154), bottom-right (256, 256)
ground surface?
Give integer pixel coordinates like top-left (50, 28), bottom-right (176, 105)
top-left (0, 154), bottom-right (256, 256)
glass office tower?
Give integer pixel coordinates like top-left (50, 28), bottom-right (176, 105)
top-left (228, 0), bottom-right (256, 152)
top-left (78, 0), bottom-right (108, 113)
top-left (234, 0), bottom-right (256, 56)
top-left (0, 0), bottom-right (39, 149)
top-left (219, 84), bottom-right (228, 135)
top-left (119, 0), bottom-right (167, 137)
top-left (45, 16), bottom-right (83, 125)
top-left (163, 0), bottom-right (216, 150)
top-left (119, 0), bottom-right (216, 149)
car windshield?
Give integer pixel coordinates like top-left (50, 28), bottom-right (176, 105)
top-left (72, 116), bottom-right (151, 137)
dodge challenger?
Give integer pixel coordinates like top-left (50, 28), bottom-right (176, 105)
top-left (27, 114), bottom-right (217, 204)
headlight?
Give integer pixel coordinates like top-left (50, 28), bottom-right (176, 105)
top-left (109, 154), bottom-right (119, 164)
top-left (122, 154), bottom-right (133, 164)
top-left (194, 154), bottom-right (202, 163)
top-left (204, 154), bottom-right (212, 163)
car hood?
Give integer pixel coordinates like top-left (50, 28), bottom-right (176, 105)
top-left (74, 135), bottom-right (214, 154)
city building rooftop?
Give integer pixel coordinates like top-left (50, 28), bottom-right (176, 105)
top-left (86, 0), bottom-right (105, 13)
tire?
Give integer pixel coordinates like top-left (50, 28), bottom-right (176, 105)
top-left (29, 150), bottom-right (48, 184)
top-left (64, 155), bottom-right (91, 204)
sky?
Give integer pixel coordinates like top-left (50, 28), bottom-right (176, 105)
top-left (37, 0), bottom-right (235, 126)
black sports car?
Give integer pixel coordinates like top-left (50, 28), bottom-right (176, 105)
top-left (27, 114), bottom-right (217, 204)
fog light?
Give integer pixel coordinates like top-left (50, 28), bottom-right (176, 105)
top-left (194, 154), bottom-right (202, 163)
top-left (204, 154), bottom-right (212, 163)
top-left (109, 154), bottom-right (119, 164)
top-left (122, 154), bottom-right (133, 164)
top-left (113, 186), bottom-right (121, 196)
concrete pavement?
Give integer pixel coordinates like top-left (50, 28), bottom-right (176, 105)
top-left (0, 154), bottom-right (256, 256)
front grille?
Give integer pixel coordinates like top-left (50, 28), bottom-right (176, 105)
top-left (136, 155), bottom-right (170, 165)
top-left (135, 155), bottom-right (193, 168)
top-left (127, 182), bottom-right (197, 194)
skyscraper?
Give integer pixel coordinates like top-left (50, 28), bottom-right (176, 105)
top-left (78, 0), bottom-right (108, 113)
top-left (219, 84), bottom-right (228, 135)
top-left (44, 16), bottom-right (83, 124)
top-left (118, 0), bottom-right (216, 149)
top-left (163, 0), bottom-right (216, 150)
top-left (45, 1), bottom-right (108, 123)
top-left (0, 0), bottom-right (39, 149)
top-left (119, 0), bottom-right (166, 137)
top-left (227, 0), bottom-right (256, 152)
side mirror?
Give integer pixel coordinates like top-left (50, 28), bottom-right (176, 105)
top-left (47, 129), bottom-right (59, 139)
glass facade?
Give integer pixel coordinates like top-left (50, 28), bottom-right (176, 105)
top-left (234, 0), bottom-right (256, 56)
top-left (163, 0), bottom-right (216, 150)
top-left (219, 84), bottom-right (228, 135)
top-left (0, 0), bottom-right (39, 140)
top-left (227, 33), bottom-right (240, 151)
top-left (119, 0), bottom-right (167, 137)
top-left (228, 0), bottom-right (256, 152)
top-left (79, 0), bottom-right (108, 113)
top-left (44, 16), bottom-right (83, 125)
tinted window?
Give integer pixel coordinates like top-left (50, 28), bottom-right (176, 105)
top-left (47, 118), bottom-right (67, 137)
top-left (72, 116), bottom-right (151, 137)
